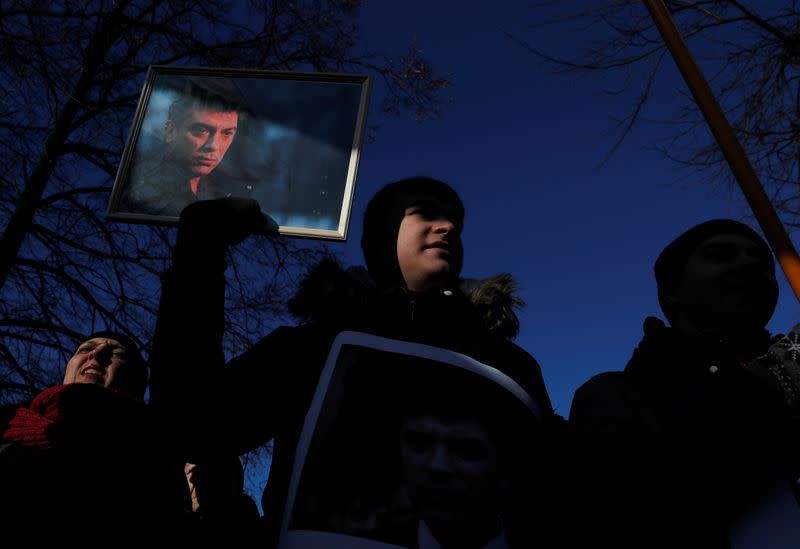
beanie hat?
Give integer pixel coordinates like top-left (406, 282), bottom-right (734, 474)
top-left (361, 177), bottom-right (464, 287)
top-left (654, 219), bottom-right (774, 324)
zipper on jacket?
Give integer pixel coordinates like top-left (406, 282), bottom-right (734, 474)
top-left (410, 298), bottom-right (416, 322)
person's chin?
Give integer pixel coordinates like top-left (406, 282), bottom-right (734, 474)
top-left (714, 308), bottom-right (770, 334)
top-left (725, 292), bottom-right (775, 315)
top-left (427, 257), bottom-right (453, 273)
top-left (420, 506), bottom-right (462, 525)
top-left (189, 161), bottom-right (219, 175)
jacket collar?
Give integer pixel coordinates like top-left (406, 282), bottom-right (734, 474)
top-left (625, 316), bottom-right (773, 377)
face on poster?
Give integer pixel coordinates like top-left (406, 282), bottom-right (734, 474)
top-left (107, 66), bottom-right (371, 240)
top-left (280, 332), bottom-right (542, 549)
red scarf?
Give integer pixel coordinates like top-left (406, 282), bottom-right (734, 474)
top-left (2, 385), bottom-right (71, 450)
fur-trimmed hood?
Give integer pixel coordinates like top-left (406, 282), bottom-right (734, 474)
top-left (288, 258), bottom-right (525, 339)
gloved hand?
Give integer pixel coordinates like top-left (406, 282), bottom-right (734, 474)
top-left (179, 197), bottom-right (279, 246)
top-left (175, 198), bottom-right (279, 264)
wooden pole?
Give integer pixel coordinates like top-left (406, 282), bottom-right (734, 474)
top-left (643, 0), bottom-right (800, 302)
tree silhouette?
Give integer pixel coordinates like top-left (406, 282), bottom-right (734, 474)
top-left (0, 0), bottom-right (451, 402)
top-left (515, 0), bottom-right (800, 227)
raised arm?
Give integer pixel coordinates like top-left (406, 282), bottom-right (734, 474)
top-left (148, 198), bottom-right (276, 459)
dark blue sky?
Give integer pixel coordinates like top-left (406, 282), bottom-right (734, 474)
top-left (334, 0), bottom-right (798, 416)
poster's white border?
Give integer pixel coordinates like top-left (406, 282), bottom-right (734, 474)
top-left (278, 331), bottom-right (540, 548)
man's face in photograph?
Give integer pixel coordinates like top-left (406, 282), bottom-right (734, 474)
top-left (399, 414), bottom-right (502, 526)
top-left (166, 107), bottom-right (238, 177)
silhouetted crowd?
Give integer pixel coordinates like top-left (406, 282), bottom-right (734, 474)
top-left (2, 177), bottom-right (798, 548)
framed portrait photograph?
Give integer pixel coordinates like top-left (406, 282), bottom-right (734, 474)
top-left (278, 332), bottom-right (542, 549)
top-left (106, 65), bottom-right (371, 240)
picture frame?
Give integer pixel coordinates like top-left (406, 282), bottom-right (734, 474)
top-left (106, 65), bottom-right (371, 240)
top-left (279, 331), bottom-right (542, 549)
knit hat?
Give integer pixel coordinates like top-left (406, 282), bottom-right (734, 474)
top-left (361, 177), bottom-right (464, 287)
top-left (73, 331), bottom-right (148, 398)
top-left (654, 219), bottom-right (775, 325)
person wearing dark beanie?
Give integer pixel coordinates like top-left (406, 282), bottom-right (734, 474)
top-left (361, 176), bottom-right (464, 289)
top-left (149, 180), bottom-right (561, 548)
top-left (653, 219), bottom-right (777, 336)
top-left (568, 219), bottom-right (798, 549)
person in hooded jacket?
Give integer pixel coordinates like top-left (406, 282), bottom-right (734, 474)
top-left (568, 220), bottom-right (800, 548)
top-left (148, 177), bottom-right (563, 547)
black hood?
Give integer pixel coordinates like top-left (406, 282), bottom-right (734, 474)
top-left (360, 177), bottom-right (464, 288)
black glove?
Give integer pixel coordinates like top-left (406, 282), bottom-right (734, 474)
top-left (175, 198), bottom-right (279, 265)
top-left (179, 198), bottom-right (278, 245)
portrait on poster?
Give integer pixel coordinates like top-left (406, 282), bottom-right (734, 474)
top-left (106, 65), bottom-right (371, 240)
top-left (279, 332), bottom-right (542, 549)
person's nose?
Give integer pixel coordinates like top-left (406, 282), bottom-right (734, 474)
top-left (200, 131), bottom-right (220, 152)
top-left (432, 218), bottom-right (455, 235)
top-left (427, 442), bottom-right (453, 474)
top-left (89, 341), bottom-right (112, 364)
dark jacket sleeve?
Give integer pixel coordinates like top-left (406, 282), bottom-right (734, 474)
top-left (569, 372), bottom-right (647, 438)
top-left (568, 372), bottom-right (649, 492)
top-left (568, 372), bottom-right (729, 548)
top-left (147, 233), bottom-right (280, 459)
top-left (568, 373), bottom-right (665, 547)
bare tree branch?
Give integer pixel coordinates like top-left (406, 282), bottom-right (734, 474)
top-left (517, 0), bottom-right (800, 227)
top-left (0, 0), bottom-right (452, 505)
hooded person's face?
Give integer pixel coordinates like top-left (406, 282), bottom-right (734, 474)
top-left (396, 204), bottom-right (463, 292)
top-left (668, 232), bottom-right (778, 335)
